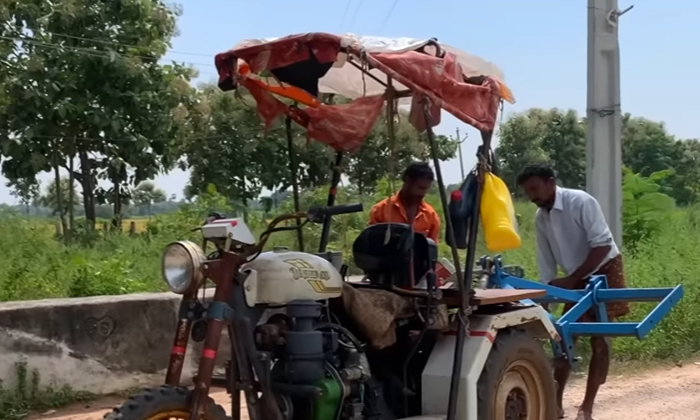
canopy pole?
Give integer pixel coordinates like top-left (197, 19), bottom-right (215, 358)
top-left (382, 76), bottom-right (399, 246)
top-left (318, 151), bottom-right (344, 253)
top-left (386, 76), bottom-right (397, 194)
top-left (419, 97), bottom-right (471, 420)
top-left (285, 116), bottom-right (304, 251)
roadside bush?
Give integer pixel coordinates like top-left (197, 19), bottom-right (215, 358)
top-left (0, 188), bottom-right (699, 363)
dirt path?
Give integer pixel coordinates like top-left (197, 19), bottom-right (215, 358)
top-left (34, 362), bottom-right (700, 420)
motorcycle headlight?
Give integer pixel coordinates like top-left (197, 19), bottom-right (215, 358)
top-left (161, 241), bottom-right (206, 294)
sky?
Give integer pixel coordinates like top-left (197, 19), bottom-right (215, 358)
top-left (1, 0), bottom-right (699, 204)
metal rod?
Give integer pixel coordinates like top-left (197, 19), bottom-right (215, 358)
top-left (456, 127), bottom-right (465, 180)
top-left (318, 152), bottom-right (344, 252)
top-left (446, 130), bottom-right (492, 420)
top-left (420, 97), bottom-right (468, 420)
top-left (285, 116), bottom-right (304, 251)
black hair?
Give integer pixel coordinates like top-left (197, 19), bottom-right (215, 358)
top-left (403, 161), bottom-right (434, 182)
top-left (516, 163), bottom-right (556, 185)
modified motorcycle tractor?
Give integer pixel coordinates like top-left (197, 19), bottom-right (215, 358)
top-left (105, 33), bottom-right (683, 420)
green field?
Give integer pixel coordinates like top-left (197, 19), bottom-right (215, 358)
top-left (0, 189), bottom-right (698, 364)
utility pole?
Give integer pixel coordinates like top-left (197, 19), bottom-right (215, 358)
top-left (586, 0), bottom-right (632, 247)
top-left (456, 127), bottom-right (467, 180)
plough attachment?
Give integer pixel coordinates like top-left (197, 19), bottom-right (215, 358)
top-left (481, 256), bottom-right (684, 366)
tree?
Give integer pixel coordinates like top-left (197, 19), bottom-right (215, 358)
top-left (622, 168), bottom-right (675, 253)
top-left (181, 87), bottom-right (333, 206)
top-left (133, 181), bottom-right (167, 217)
top-left (496, 108), bottom-right (584, 194)
top-left (41, 178), bottom-right (81, 218)
top-left (0, 0), bottom-right (198, 227)
top-left (8, 178), bottom-right (40, 217)
top-left (494, 109), bottom-right (700, 205)
top-left (667, 139), bottom-right (700, 205)
top-left (621, 114), bottom-right (679, 176)
top-left (346, 116), bottom-right (459, 195)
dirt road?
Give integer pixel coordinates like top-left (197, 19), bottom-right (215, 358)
top-left (34, 362), bottom-right (700, 420)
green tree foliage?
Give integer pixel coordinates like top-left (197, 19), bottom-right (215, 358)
top-left (41, 178), bottom-right (80, 216)
top-left (181, 88), bottom-right (459, 204)
top-left (496, 108), bottom-right (584, 193)
top-left (622, 168), bottom-right (675, 252)
top-left (347, 117), bottom-right (458, 195)
top-left (497, 108), bottom-right (700, 205)
top-left (0, 0), bottom-right (198, 225)
top-left (179, 87), bottom-right (333, 207)
top-left (8, 178), bottom-right (40, 216)
top-left (133, 181), bottom-right (167, 217)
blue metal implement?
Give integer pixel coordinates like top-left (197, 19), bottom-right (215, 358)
top-left (481, 256), bottom-right (684, 366)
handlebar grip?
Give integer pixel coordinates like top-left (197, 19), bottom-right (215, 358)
top-left (323, 203), bottom-right (364, 216)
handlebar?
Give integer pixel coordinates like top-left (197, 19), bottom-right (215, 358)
top-left (307, 203), bottom-right (364, 222)
top-left (246, 203), bottom-right (365, 257)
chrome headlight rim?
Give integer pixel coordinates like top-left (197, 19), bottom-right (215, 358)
top-left (161, 240), bottom-right (206, 295)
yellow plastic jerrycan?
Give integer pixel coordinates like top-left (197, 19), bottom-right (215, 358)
top-left (480, 172), bottom-right (521, 252)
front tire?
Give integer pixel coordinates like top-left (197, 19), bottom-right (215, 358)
top-left (103, 386), bottom-right (228, 420)
top-left (477, 329), bottom-right (558, 420)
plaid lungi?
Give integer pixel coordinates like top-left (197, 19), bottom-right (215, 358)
top-left (563, 254), bottom-right (630, 321)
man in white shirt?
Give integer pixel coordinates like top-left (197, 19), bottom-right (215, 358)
top-left (517, 164), bottom-right (630, 420)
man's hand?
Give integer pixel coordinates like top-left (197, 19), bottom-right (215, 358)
top-left (548, 276), bottom-right (582, 290)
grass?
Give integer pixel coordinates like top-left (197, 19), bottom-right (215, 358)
top-left (1, 198), bottom-right (699, 364)
top-left (0, 360), bottom-right (94, 420)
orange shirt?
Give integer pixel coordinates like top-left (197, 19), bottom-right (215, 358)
top-left (369, 195), bottom-right (441, 243)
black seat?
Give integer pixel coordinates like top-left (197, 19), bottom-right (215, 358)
top-left (352, 223), bottom-right (438, 289)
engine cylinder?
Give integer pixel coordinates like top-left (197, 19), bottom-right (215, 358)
top-left (284, 300), bottom-right (325, 383)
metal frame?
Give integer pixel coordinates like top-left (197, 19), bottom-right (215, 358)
top-left (484, 255), bottom-right (684, 366)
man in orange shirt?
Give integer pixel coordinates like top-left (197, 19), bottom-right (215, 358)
top-left (369, 162), bottom-right (441, 243)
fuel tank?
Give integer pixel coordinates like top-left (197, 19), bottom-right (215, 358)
top-left (241, 250), bottom-right (344, 306)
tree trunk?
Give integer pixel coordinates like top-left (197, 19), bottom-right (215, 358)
top-left (77, 148), bottom-right (96, 228)
top-left (52, 143), bottom-right (68, 239)
top-left (67, 138), bottom-right (76, 241)
top-left (112, 178), bottom-right (122, 231)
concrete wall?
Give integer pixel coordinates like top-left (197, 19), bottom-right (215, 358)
top-left (0, 292), bottom-right (230, 394)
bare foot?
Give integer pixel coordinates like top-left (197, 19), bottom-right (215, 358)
top-left (575, 407), bottom-right (594, 420)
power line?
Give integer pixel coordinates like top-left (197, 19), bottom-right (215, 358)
top-left (347, 0), bottom-right (365, 32)
top-left (3, 25), bottom-right (218, 58)
top-left (0, 35), bottom-right (219, 76)
top-left (338, 0), bottom-right (354, 30)
top-left (37, 31), bottom-right (216, 58)
top-left (8, 133), bottom-right (234, 144)
top-left (378, 0), bottom-right (399, 34)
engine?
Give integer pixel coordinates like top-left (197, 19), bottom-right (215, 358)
top-left (254, 299), bottom-right (393, 420)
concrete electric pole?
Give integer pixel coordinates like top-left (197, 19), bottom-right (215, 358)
top-left (586, 0), bottom-right (632, 247)
top-left (455, 127), bottom-right (467, 180)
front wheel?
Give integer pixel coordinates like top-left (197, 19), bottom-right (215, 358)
top-left (103, 386), bottom-right (228, 420)
top-left (477, 329), bottom-right (558, 420)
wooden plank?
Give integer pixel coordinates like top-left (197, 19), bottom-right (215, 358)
top-left (471, 288), bottom-right (546, 306)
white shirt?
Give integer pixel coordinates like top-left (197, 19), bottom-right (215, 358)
top-left (535, 187), bottom-right (619, 283)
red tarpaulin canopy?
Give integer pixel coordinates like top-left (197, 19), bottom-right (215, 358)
top-left (214, 33), bottom-right (511, 151)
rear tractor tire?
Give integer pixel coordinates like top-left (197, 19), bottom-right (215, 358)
top-left (103, 385), bottom-right (228, 420)
top-left (477, 328), bottom-right (558, 420)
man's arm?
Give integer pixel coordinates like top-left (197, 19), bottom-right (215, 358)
top-left (535, 216), bottom-right (558, 283)
top-left (427, 212), bottom-right (441, 243)
top-left (567, 195), bottom-right (613, 282)
top-left (368, 202), bottom-right (384, 226)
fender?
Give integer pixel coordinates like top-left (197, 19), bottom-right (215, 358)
top-left (421, 305), bottom-right (559, 420)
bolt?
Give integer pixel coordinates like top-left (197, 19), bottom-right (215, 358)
top-left (203, 264), bottom-right (209, 270)
top-left (245, 284), bottom-right (252, 291)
